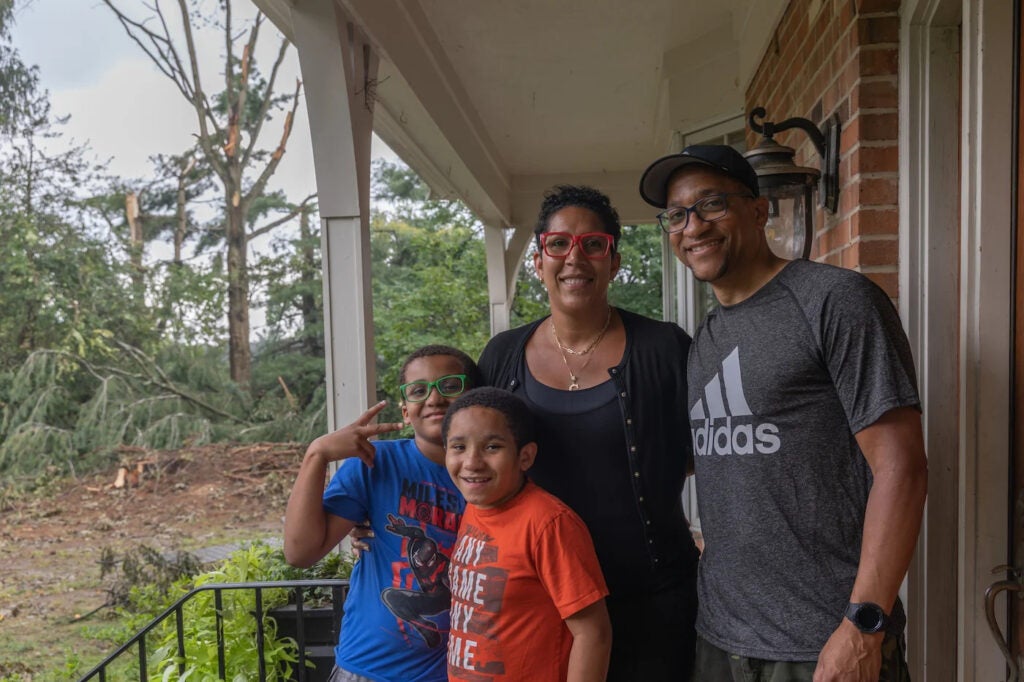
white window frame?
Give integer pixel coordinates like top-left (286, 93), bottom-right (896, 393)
top-left (666, 112), bottom-right (747, 535)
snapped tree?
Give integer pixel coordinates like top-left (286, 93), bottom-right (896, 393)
top-left (102, 0), bottom-right (316, 388)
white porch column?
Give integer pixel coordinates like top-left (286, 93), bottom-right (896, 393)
top-left (292, 2), bottom-right (379, 430)
top-left (483, 223), bottom-right (535, 336)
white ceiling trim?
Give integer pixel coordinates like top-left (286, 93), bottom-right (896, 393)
top-left (340, 0), bottom-right (512, 224)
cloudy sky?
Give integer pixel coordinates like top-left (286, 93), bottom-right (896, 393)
top-left (9, 1), bottom-right (399, 334)
top-left (10, 0), bottom-right (393, 202)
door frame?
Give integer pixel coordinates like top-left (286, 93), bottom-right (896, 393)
top-left (901, 0), bottom-right (1014, 679)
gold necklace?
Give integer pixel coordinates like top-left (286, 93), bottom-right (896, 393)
top-left (551, 307), bottom-right (612, 356)
top-left (550, 309), bottom-right (612, 390)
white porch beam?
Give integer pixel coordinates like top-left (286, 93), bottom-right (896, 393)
top-left (291, 0), bottom-right (379, 430)
top-left (341, 0), bottom-right (512, 227)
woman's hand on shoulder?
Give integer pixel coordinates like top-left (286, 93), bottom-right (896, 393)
top-left (305, 400), bottom-right (405, 468)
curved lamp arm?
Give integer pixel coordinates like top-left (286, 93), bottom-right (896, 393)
top-left (748, 106), bottom-right (841, 214)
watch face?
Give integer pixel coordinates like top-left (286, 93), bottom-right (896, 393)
top-left (852, 604), bottom-right (885, 632)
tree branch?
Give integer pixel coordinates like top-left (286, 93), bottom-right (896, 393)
top-left (248, 192), bottom-right (317, 240)
top-left (224, 0), bottom-right (234, 111)
top-left (246, 78), bottom-right (301, 203)
top-left (174, 0), bottom-right (228, 182)
top-left (242, 32), bottom-right (288, 167)
top-left (33, 348), bottom-right (248, 424)
top-left (112, 342), bottom-right (248, 423)
top-left (101, 1), bottom-right (195, 103)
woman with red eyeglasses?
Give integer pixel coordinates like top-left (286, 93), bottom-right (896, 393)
top-left (478, 185), bottom-right (699, 681)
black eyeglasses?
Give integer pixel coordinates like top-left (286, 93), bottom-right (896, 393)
top-left (538, 232), bottom-right (614, 259)
top-left (400, 374), bottom-right (467, 403)
top-left (656, 193), bottom-right (754, 234)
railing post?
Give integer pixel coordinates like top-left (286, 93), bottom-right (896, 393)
top-left (255, 587), bottom-right (267, 681)
top-left (295, 587), bottom-right (308, 682)
top-left (175, 606), bottom-right (186, 676)
top-left (76, 579), bottom-right (349, 682)
top-left (136, 636), bottom-right (146, 682)
top-left (215, 589), bottom-right (226, 680)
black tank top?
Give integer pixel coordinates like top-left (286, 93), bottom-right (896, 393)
top-left (522, 368), bottom-right (649, 595)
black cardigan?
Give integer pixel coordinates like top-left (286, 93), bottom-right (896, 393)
top-left (478, 308), bottom-right (699, 595)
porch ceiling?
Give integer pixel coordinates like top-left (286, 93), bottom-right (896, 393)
top-left (254, 0), bottom-right (786, 224)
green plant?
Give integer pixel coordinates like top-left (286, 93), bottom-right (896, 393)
top-left (128, 543), bottom-right (289, 681)
top-left (280, 547), bottom-right (356, 606)
top-left (89, 542), bottom-right (353, 682)
top-left (98, 545), bottom-right (202, 615)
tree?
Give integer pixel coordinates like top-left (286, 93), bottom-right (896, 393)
top-left (608, 223), bottom-right (664, 320)
top-left (102, 0), bottom-right (316, 388)
top-left (0, 91), bottom-right (154, 368)
top-left (251, 200), bottom-right (324, 410)
top-left (0, 0), bottom-right (41, 136)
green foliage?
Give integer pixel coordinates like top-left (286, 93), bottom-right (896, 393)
top-left (86, 542), bottom-right (354, 682)
top-left (239, 386), bottom-right (326, 445)
top-left (251, 206), bottom-right (324, 413)
top-left (99, 545), bottom-right (203, 614)
top-left (608, 223), bottom-right (664, 320)
top-left (0, 347), bottom-right (242, 486)
top-left (152, 259), bottom-right (229, 346)
top-left (369, 162), bottom-right (491, 403)
top-left (123, 543), bottom-right (297, 682)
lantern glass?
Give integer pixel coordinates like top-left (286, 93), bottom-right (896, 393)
top-left (761, 182), bottom-right (814, 260)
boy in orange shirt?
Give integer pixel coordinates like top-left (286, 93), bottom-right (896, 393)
top-left (442, 387), bottom-right (612, 682)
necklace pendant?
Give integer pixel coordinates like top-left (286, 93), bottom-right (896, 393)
top-left (569, 378), bottom-right (580, 391)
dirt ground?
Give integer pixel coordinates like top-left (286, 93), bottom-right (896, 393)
top-left (0, 442), bottom-right (304, 680)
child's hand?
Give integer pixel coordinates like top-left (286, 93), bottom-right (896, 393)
top-left (305, 400), bottom-right (405, 468)
top-left (349, 523), bottom-right (375, 557)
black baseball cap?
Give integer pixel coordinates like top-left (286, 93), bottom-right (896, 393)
top-left (639, 144), bottom-right (760, 209)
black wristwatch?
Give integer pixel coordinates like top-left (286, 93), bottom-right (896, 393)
top-left (845, 602), bottom-right (889, 633)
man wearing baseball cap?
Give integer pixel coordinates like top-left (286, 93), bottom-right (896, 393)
top-left (639, 144), bottom-right (927, 681)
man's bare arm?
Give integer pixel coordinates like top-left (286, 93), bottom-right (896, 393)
top-left (814, 406), bottom-right (928, 681)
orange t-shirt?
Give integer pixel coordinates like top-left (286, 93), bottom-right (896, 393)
top-left (447, 480), bottom-right (608, 682)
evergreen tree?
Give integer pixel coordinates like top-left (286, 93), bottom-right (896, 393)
top-left (102, 0), bottom-right (316, 389)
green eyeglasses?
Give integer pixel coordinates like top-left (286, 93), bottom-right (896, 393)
top-left (399, 374), bottom-right (467, 403)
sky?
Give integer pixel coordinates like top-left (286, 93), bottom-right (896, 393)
top-left (9, 0), bottom-right (398, 333)
top-left (10, 0), bottom-right (395, 206)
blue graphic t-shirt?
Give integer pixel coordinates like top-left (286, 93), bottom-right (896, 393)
top-left (323, 438), bottom-right (464, 682)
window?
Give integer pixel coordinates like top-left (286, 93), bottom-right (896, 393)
top-left (663, 113), bottom-right (747, 542)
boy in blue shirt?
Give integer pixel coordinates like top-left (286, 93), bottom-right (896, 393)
top-left (284, 345), bottom-right (482, 682)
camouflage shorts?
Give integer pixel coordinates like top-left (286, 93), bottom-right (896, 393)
top-left (694, 633), bottom-right (910, 682)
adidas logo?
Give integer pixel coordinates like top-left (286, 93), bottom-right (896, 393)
top-left (690, 347), bottom-right (781, 456)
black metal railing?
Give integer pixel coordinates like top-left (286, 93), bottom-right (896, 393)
top-left (77, 579), bottom-right (349, 682)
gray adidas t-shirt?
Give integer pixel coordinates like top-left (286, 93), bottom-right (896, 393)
top-left (688, 259), bottom-right (920, 661)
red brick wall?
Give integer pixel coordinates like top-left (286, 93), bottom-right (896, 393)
top-left (747, 0), bottom-right (900, 298)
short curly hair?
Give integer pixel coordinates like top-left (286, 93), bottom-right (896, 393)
top-left (533, 185), bottom-right (621, 253)
top-left (398, 345), bottom-right (484, 394)
top-left (441, 387), bottom-right (536, 450)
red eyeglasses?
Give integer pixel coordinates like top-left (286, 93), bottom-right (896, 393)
top-left (539, 232), bottom-right (614, 259)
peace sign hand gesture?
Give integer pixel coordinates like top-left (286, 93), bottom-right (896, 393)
top-left (305, 400), bottom-right (405, 468)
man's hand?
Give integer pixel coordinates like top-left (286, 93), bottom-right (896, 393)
top-left (813, 618), bottom-right (883, 681)
top-left (305, 400), bottom-right (405, 468)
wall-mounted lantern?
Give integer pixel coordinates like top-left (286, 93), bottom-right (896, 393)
top-left (744, 107), bottom-right (840, 260)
